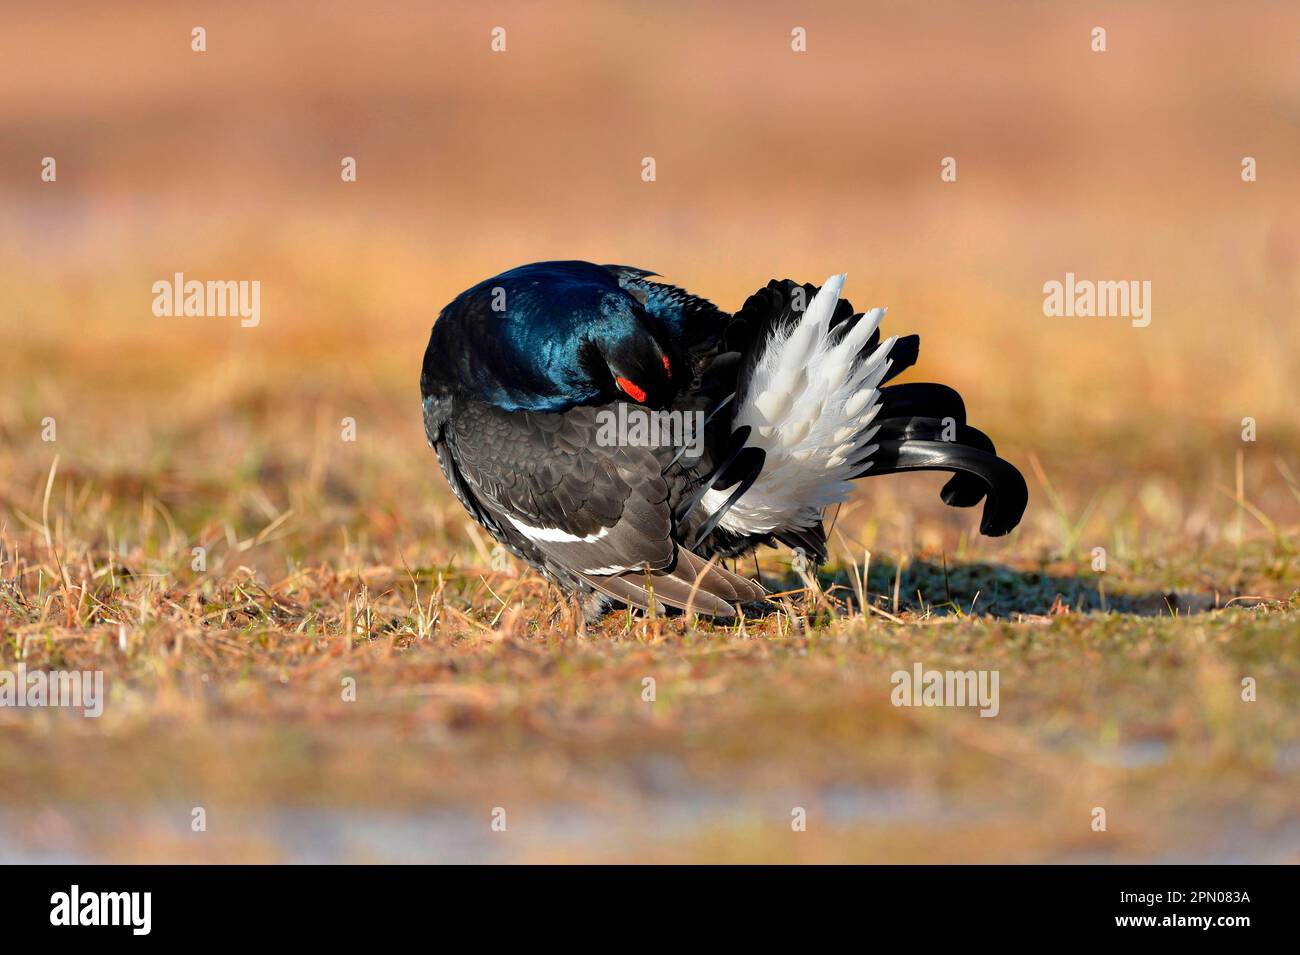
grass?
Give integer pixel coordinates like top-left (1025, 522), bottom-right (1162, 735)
top-left (3, 231), bottom-right (1297, 862)
top-left (1, 364), bottom-right (1297, 861)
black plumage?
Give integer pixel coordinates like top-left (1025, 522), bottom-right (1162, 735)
top-left (420, 261), bottom-right (1028, 619)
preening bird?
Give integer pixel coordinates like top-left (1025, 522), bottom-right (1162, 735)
top-left (421, 261), bottom-right (1027, 620)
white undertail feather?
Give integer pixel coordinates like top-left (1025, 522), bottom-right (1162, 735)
top-left (702, 274), bottom-right (895, 536)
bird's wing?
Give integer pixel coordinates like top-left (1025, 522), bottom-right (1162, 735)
top-left (444, 398), bottom-right (674, 576)
top-left (442, 396), bottom-right (764, 616)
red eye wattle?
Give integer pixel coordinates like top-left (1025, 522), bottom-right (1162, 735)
top-left (662, 355), bottom-right (672, 378)
top-left (616, 377), bottom-right (647, 403)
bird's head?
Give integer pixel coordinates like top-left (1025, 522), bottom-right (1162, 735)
top-left (423, 261), bottom-right (684, 413)
top-left (577, 305), bottom-right (680, 411)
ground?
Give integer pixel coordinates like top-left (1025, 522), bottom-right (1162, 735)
top-left (2, 379), bottom-right (1296, 861)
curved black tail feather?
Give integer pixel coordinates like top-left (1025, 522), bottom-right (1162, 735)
top-left (877, 382), bottom-right (967, 424)
top-left (869, 415), bottom-right (1000, 508)
top-left (859, 437), bottom-right (1028, 537)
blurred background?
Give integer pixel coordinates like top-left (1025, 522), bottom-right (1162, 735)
top-left (1, 1), bottom-right (1298, 862)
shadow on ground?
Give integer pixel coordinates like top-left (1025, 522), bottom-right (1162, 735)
top-left (785, 558), bottom-right (1221, 618)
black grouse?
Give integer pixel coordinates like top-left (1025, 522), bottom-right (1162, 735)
top-left (420, 261), bottom-right (1027, 619)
